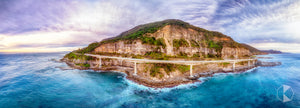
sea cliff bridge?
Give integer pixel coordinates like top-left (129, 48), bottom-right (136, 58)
top-left (83, 53), bottom-right (257, 77)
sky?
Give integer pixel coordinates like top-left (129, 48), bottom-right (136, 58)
top-left (1, 0), bottom-right (300, 53)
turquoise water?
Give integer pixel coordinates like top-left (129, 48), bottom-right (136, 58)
top-left (0, 53), bottom-right (299, 108)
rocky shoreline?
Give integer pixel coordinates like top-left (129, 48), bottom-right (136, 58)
top-left (61, 59), bottom-right (196, 88)
top-left (61, 57), bottom-right (280, 88)
top-left (126, 67), bottom-right (258, 88)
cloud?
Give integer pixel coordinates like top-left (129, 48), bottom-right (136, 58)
top-left (0, 30), bottom-right (104, 52)
top-left (0, 0), bottom-right (71, 34)
top-left (0, 0), bottom-right (178, 52)
top-left (0, 0), bottom-right (177, 35)
top-left (1, 0), bottom-right (300, 53)
top-left (208, 0), bottom-right (300, 44)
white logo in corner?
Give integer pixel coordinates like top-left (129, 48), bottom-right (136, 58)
top-left (277, 85), bottom-right (294, 102)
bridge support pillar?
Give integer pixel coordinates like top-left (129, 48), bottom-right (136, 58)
top-left (190, 64), bottom-right (193, 77)
top-left (99, 57), bottom-right (102, 68)
top-left (248, 61), bottom-right (250, 67)
top-left (120, 60), bottom-right (122, 66)
top-left (233, 61), bottom-right (236, 72)
top-left (134, 62), bottom-right (137, 75)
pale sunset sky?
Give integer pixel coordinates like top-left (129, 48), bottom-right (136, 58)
top-left (1, 0), bottom-right (300, 53)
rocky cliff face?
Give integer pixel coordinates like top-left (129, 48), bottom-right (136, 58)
top-left (94, 24), bottom-right (251, 59)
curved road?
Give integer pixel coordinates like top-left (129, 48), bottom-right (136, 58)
top-left (82, 53), bottom-right (256, 76)
top-left (84, 53), bottom-right (256, 65)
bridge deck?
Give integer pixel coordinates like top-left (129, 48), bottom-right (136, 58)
top-left (85, 53), bottom-right (256, 65)
top-left (82, 53), bottom-right (256, 77)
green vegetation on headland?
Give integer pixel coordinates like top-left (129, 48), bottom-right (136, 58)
top-left (237, 61), bottom-right (248, 65)
top-left (144, 51), bottom-right (221, 60)
top-left (64, 52), bottom-right (93, 60)
top-left (101, 19), bottom-right (193, 44)
top-left (208, 40), bottom-right (223, 57)
top-left (145, 52), bottom-right (169, 60)
top-left (75, 63), bottom-right (90, 68)
top-left (220, 62), bottom-right (230, 67)
top-left (75, 42), bottom-right (100, 54)
top-left (63, 19), bottom-right (262, 62)
top-left (74, 19), bottom-right (245, 54)
top-left (141, 37), bottom-right (166, 48)
top-left (76, 20), bottom-right (190, 54)
top-left (91, 51), bottom-right (223, 60)
top-left (149, 64), bottom-right (189, 78)
top-left (190, 39), bottom-right (200, 47)
top-left (173, 38), bottom-right (189, 48)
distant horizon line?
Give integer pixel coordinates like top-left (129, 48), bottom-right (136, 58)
top-left (0, 51), bottom-right (295, 55)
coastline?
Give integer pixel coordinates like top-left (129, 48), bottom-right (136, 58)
top-left (59, 64), bottom-right (258, 90)
top-left (125, 66), bottom-right (258, 88)
top-left (62, 58), bottom-right (262, 88)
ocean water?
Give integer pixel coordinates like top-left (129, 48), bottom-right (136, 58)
top-left (0, 53), bottom-right (299, 108)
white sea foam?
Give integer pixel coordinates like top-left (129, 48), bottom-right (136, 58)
top-left (198, 77), bottom-right (211, 82)
top-left (213, 67), bottom-right (259, 77)
top-left (78, 67), bottom-right (260, 93)
top-left (97, 67), bottom-right (259, 92)
top-left (123, 76), bottom-right (203, 93)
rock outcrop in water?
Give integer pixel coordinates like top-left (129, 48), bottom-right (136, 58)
top-left (62, 19), bottom-right (267, 88)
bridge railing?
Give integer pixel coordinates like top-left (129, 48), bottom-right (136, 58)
top-left (82, 53), bottom-right (257, 77)
top-left (84, 53), bottom-right (256, 64)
